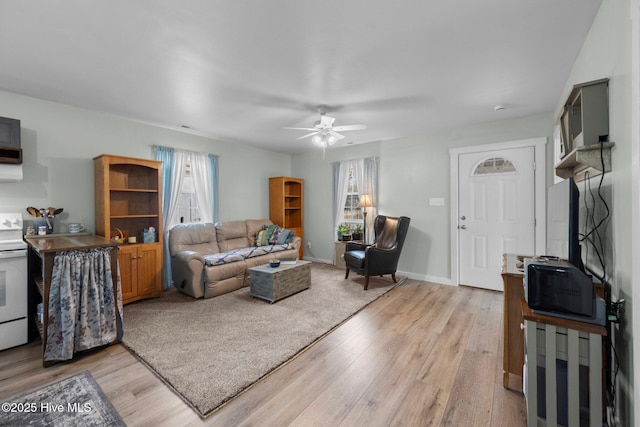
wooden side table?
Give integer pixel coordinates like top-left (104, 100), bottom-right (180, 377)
top-left (334, 240), bottom-right (363, 268)
top-left (334, 241), bottom-right (347, 268)
top-left (501, 253), bottom-right (530, 389)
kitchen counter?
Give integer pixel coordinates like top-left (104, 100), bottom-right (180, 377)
top-left (25, 233), bottom-right (120, 254)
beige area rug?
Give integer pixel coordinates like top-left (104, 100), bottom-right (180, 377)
top-left (122, 262), bottom-right (403, 418)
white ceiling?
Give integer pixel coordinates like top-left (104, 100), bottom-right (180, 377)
top-left (0, 1), bottom-right (602, 153)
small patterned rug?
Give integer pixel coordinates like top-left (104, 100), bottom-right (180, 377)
top-left (0, 371), bottom-right (124, 427)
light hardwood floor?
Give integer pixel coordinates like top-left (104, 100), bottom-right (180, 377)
top-left (0, 280), bottom-right (527, 426)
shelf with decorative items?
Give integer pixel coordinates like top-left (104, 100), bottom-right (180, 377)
top-left (269, 177), bottom-right (304, 259)
top-left (94, 154), bottom-right (163, 304)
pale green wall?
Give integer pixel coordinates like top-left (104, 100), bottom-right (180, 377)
top-left (0, 90), bottom-right (291, 232)
top-left (555, 0), bottom-right (634, 424)
top-left (2, 4), bottom-right (632, 417)
top-left (292, 112), bottom-right (554, 282)
top-left (291, 143), bottom-right (381, 264)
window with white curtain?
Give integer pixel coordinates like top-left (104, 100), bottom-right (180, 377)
top-left (155, 145), bottom-right (219, 289)
top-left (343, 167), bottom-right (364, 226)
top-left (164, 150), bottom-right (215, 229)
top-left (176, 163), bottom-right (202, 223)
top-left (333, 157), bottom-right (378, 244)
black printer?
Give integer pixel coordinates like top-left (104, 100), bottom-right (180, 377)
top-left (525, 258), bottom-right (605, 325)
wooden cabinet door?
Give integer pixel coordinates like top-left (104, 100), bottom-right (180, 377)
top-left (136, 243), bottom-right (162, 297)
top-left (117, 246), bottom-right (138, 303)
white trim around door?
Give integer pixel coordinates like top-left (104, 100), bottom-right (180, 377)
top-left (449, 137), bottom-right (547, 287)
top-left (630, 0), bottom-right (640, 420)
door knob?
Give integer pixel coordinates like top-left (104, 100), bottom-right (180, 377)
top-left (459, 225), bottom-right (467, 230)
top-left (460, 216), bottom-right (466, 220)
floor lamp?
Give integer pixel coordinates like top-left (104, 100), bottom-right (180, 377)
top-left (358, 194), bottom-right (373, 244)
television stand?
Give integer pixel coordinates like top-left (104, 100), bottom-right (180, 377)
top-left (521, 299), bottom-right (606, 426)
top-left (531, 296), bottom-right (606, 325)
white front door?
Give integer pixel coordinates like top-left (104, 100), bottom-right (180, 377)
top-left (458, 147), bottom-right (535, 290)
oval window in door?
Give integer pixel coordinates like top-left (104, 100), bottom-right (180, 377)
top-left (472, 157), bottom-right (517, 175)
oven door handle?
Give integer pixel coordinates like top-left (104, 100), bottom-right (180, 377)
top-left (0, 249), bottom-right (27, 259)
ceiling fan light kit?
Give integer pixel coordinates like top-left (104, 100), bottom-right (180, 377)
top-left (284, 112), bottom-right (367, 149)
top-left (311, 132), bottom-right (338, 148)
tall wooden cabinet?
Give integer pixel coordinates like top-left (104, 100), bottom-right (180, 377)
top-left (94, 154), bottom-right (163, 304)
top-left (269, 177), bottom-right (304, 259)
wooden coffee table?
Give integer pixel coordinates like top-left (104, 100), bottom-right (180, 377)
top-left (248, 260), bottom-right (311, 303)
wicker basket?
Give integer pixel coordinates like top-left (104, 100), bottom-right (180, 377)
top-left (111, 228), bottom-right (125, 243)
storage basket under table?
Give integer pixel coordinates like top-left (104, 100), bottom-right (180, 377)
top-left (248, 261), bottom-right (311, 303)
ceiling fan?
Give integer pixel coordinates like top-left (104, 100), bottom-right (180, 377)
top-left (283, 112), bottom-right (367, 148)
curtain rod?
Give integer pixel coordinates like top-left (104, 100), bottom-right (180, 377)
top-left (151, 144), bottom-right (219, 157)
top-left (330, 156), bottom-right (379, 166)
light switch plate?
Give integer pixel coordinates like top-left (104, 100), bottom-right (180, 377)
top-left (429, 197), bottom-right (445, 206)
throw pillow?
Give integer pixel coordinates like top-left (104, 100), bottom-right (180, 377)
top-left (275, 228), bottom-right (294, 244)
top-left (256, 224), bottom-right (277, 246)
top-left (268, 225), bottom-right (283, 245)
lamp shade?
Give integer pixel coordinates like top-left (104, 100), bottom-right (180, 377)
top-left (358, 194), bottom-right (373, 208)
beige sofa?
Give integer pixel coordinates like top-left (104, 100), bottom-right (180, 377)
top-left (168, 219), bottom-right (301, 299)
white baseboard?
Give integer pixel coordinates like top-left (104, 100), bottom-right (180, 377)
top-left (303, 256), bottom-right (333, 265)
top-left (396, 270), bottom-right (454, 286)
top-left (302, 260), bottom-right (454, 287)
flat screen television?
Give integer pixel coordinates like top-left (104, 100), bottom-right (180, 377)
top-left (546, 177), bottom-right (584, 272)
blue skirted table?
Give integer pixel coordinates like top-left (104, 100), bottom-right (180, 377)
top-left (25, 234), bottom-right (121, 367)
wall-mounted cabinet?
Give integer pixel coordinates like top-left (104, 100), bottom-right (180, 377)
top-left (557, 78), bottom-right (612, 180)
top-left (559, 78), bottom-right (609, 153)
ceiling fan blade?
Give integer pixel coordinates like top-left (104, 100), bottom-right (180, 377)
top-left (283, 127), bottom-right (317, 131)
top-left (332, 124), bottom-right (367, 132)
top-left (296, 131), bottom-right (319, 140)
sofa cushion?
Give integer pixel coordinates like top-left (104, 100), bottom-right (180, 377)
top-left (344, 250), bottom-right (366, 269)
top-left (203, 244), bottom-right (293, 266)
top-left (245, 219), bottom-right (273, 246)
top-left (169, 222), bottom-right (219, 255)
top-left (216, 221), bottom-right (250, 252)
top-left (204, 252), bottom-right (245, 266)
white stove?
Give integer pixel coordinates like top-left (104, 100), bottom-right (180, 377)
top-left (0, 213), bottom-right (28, 351)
